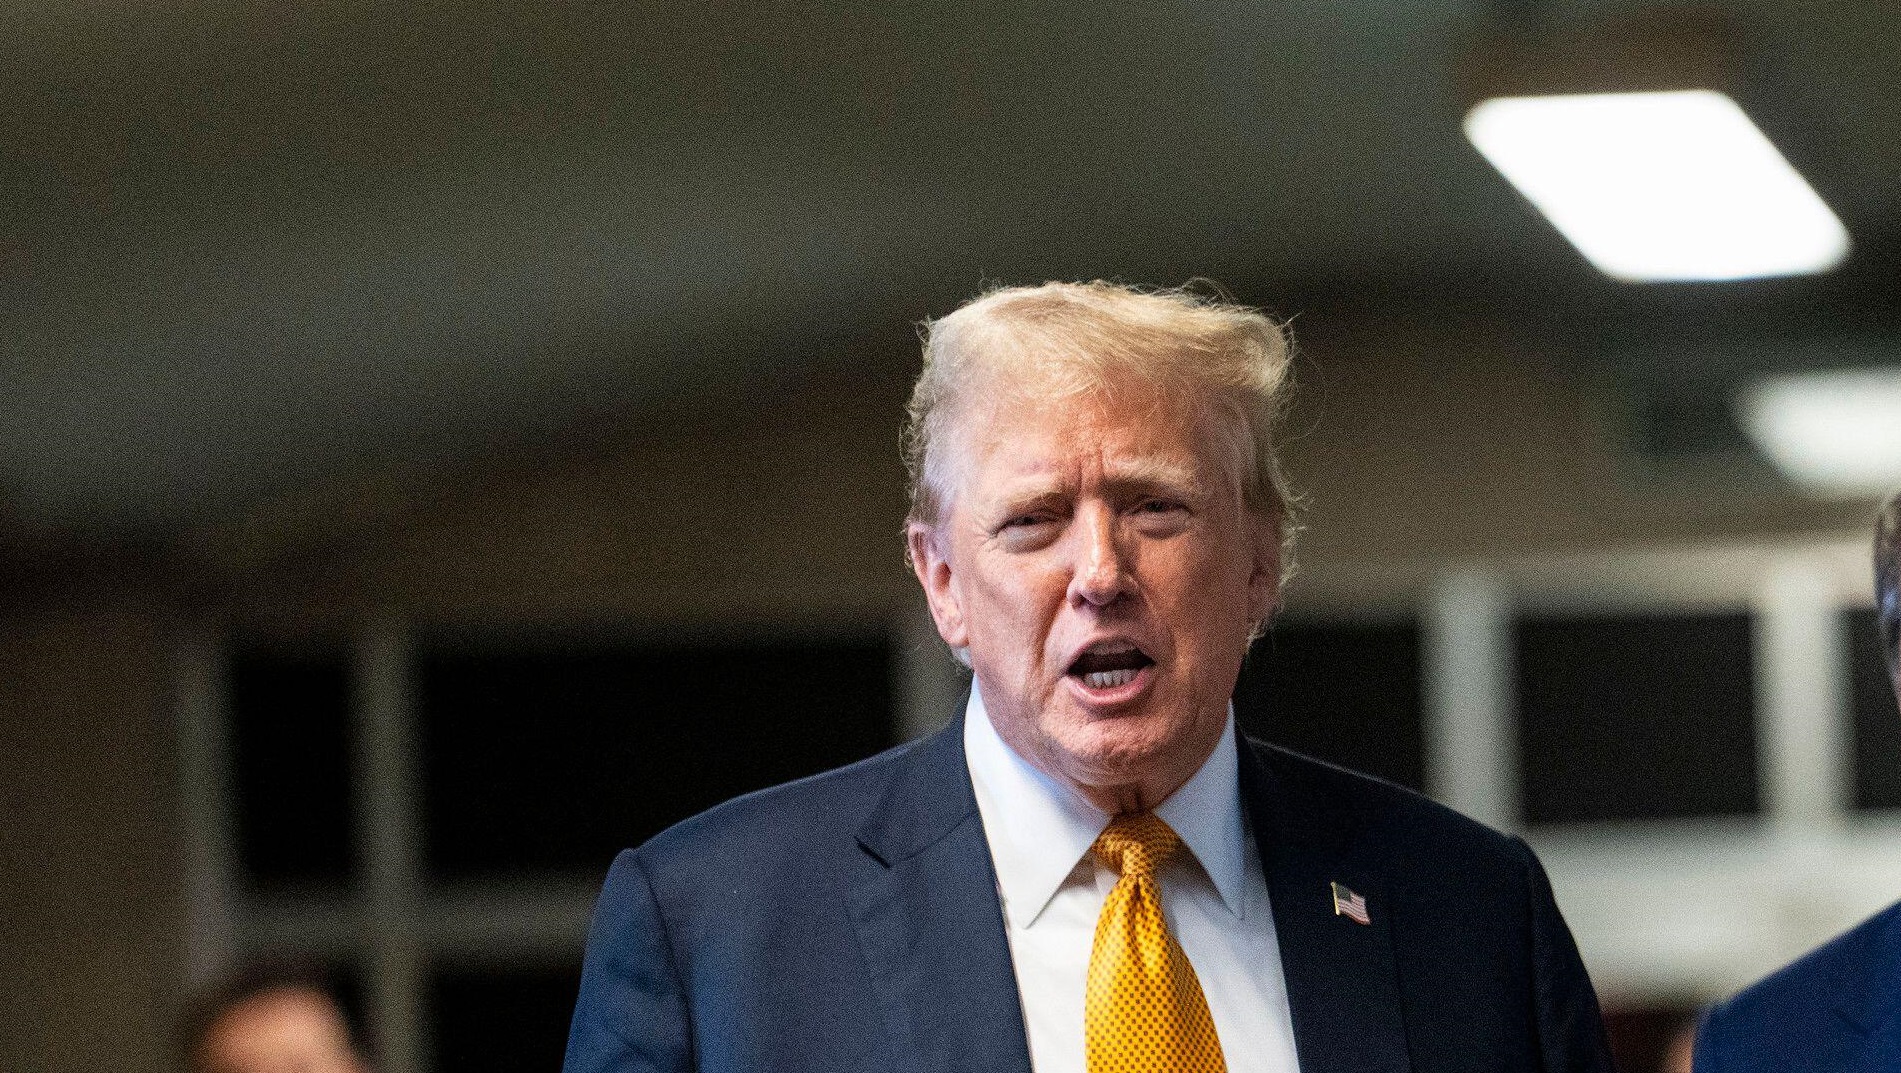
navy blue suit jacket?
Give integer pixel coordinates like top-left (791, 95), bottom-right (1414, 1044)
top-left (1694, 902), bottom-right (1901, 1073)
top-left (564, 714), bottom-right (1613, 1073)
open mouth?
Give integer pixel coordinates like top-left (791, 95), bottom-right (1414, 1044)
top-left (1066, 644), bottom-right (1155, 690)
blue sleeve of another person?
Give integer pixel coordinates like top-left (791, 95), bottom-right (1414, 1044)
top-left (1693, 903), bottom-right (1901, 1073)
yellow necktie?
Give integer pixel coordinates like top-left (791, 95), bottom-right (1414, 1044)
top-left (1084, 812), bottom-right (1227, 1073)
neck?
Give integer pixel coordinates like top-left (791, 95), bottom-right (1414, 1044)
top-left (1075, 779), bottom-right (1172, 816)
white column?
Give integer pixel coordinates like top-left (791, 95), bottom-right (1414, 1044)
top-left (177, 630), bottom-right (239, 988)
top-left (1423, 571), bottom-right (1518, 830)
top-left (355, 620), bottom-right (427, 1073)
top-left (1754, 558), bottom-right (1848, 837)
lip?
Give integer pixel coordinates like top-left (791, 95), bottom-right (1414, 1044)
top-left (1062, 634), bottom-right (1151, 670)
top-left (1062, 660), bottom-right (1156, 709)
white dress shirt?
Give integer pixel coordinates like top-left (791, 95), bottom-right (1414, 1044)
top-left (963, 686), bottom-right (1302, 1073)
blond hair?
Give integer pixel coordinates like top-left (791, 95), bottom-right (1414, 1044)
top-left (902, 280), bottom-right (1299, 570)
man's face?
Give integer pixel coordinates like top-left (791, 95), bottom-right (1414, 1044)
top-left (197, 988), bottom-right (366, 1073)
top-left (910, 379), bottom-right (1279, 807)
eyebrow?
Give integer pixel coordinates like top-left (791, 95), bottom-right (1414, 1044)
top-left (1103, 456), bottom-right (1207, 499)
top-left (990, 457), bottom-right (1211, 512)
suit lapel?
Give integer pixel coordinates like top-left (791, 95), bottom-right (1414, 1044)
top-left (1241, 733), bottom-right (1412, 1073)
top-left (848, 716), bottom-right (1034, 1073)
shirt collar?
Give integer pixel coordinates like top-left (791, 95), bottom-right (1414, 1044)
top-left (962, 683), bottom-right (1250, 929)
top-left (1154, 703), bottom-right (1250, 921)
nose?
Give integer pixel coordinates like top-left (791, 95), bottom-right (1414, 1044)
top-left (1069, 504), bottom-right (1133, 608)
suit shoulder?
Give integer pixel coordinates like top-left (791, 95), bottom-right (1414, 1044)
top-left (628, 736), bottom-right (921, 868)
top-left (1249, 739), bottom-right (1533, 870)
top-left (1700, 901), bottom-right (1901, 1068)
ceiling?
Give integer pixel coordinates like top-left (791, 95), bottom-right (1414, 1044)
top-left (3, 0), bottom-right (1898, 535)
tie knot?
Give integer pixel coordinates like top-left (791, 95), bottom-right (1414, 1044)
top-left (1090, 812), bottom-right (1182, 879)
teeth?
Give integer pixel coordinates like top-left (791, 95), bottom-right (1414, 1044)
top-left (1082, 668), bottom-right (1138, 689)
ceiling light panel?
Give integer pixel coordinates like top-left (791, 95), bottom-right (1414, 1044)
top-left (1465, 90), bottom-right (1850, 282)
top-left (1738, 368), bottom-right (1901, 497)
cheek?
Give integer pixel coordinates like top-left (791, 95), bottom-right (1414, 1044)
top-left (964, 563), bottom-right (1059, 650)
top-left (1156, 543), bottom-right (1258, 647)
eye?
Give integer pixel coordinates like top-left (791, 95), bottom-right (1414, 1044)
top-left (992, 512), bottom-right (1062, 550)
top-left (1128, 497), bottom-right (1193, 533)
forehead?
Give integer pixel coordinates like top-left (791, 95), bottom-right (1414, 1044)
top-left (206, 989), bottom-right (347, 1048)
top-left (948, 382), bottom-right (1231, 495)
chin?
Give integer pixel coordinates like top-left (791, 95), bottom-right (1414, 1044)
top-left (1047, 707), bottom-right (1194, 786)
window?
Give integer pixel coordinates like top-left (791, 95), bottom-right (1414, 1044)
top-left (429, 965), bottom-right (583, 1073)
top-left (197, 626), bottom-right (896, 1073)
top-left (181, 538), bottom-right (1893, 1054)
top-left (418, 639), bottom-right (893, 879)
top-left (1235, 619), bottom-right (1425, 790)
top-left (229, 647), bottom-right (355, 889)
top-left (1517, 612), bottom-right (1758, 824)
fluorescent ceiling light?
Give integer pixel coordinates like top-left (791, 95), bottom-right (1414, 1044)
top-left (1465, 90), bottom-right (1850, 282)
top-left (1738, 368), bottom-right (1901, 496)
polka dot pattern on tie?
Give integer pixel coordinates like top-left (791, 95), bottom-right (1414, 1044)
top-left (1084, 812), bottom-right (1227, 1073)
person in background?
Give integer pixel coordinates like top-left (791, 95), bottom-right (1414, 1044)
top-left (181, 962), bottom-right (368, 1073)
top-left (1693, 491), bottom-right (1901, 1071)
top-left (564, 280), bottom-right (1614, 1073)
top-left (1660, 1017), bottom-right (1697, 1073)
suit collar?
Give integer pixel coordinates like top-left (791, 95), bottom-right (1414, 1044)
top-left (1239, 727), bottom-right (1413, 1073)
top-left (854, 709), bottom-right (983, 866)
top-left (848, 709), bottom-right (1034, 1073)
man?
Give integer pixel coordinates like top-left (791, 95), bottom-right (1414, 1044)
top-left (1693, 492), bottom-right (1901, 1072)
top-left (564, 281), bottom-right (1613, 1072)
top-left (181, 963), bottom-right (368, 1073)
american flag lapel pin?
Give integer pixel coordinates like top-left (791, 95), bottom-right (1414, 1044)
top-left (1331, 881), bottom-right (1370, 925)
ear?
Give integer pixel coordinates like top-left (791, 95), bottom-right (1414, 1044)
top-left (908, 522), bottom-right (969, 649)
top-left (1246, 515), bottom-right (1283, 626)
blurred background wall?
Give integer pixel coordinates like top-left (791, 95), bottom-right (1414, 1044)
top-left (3, 3), bottom-right (1898, 1072)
